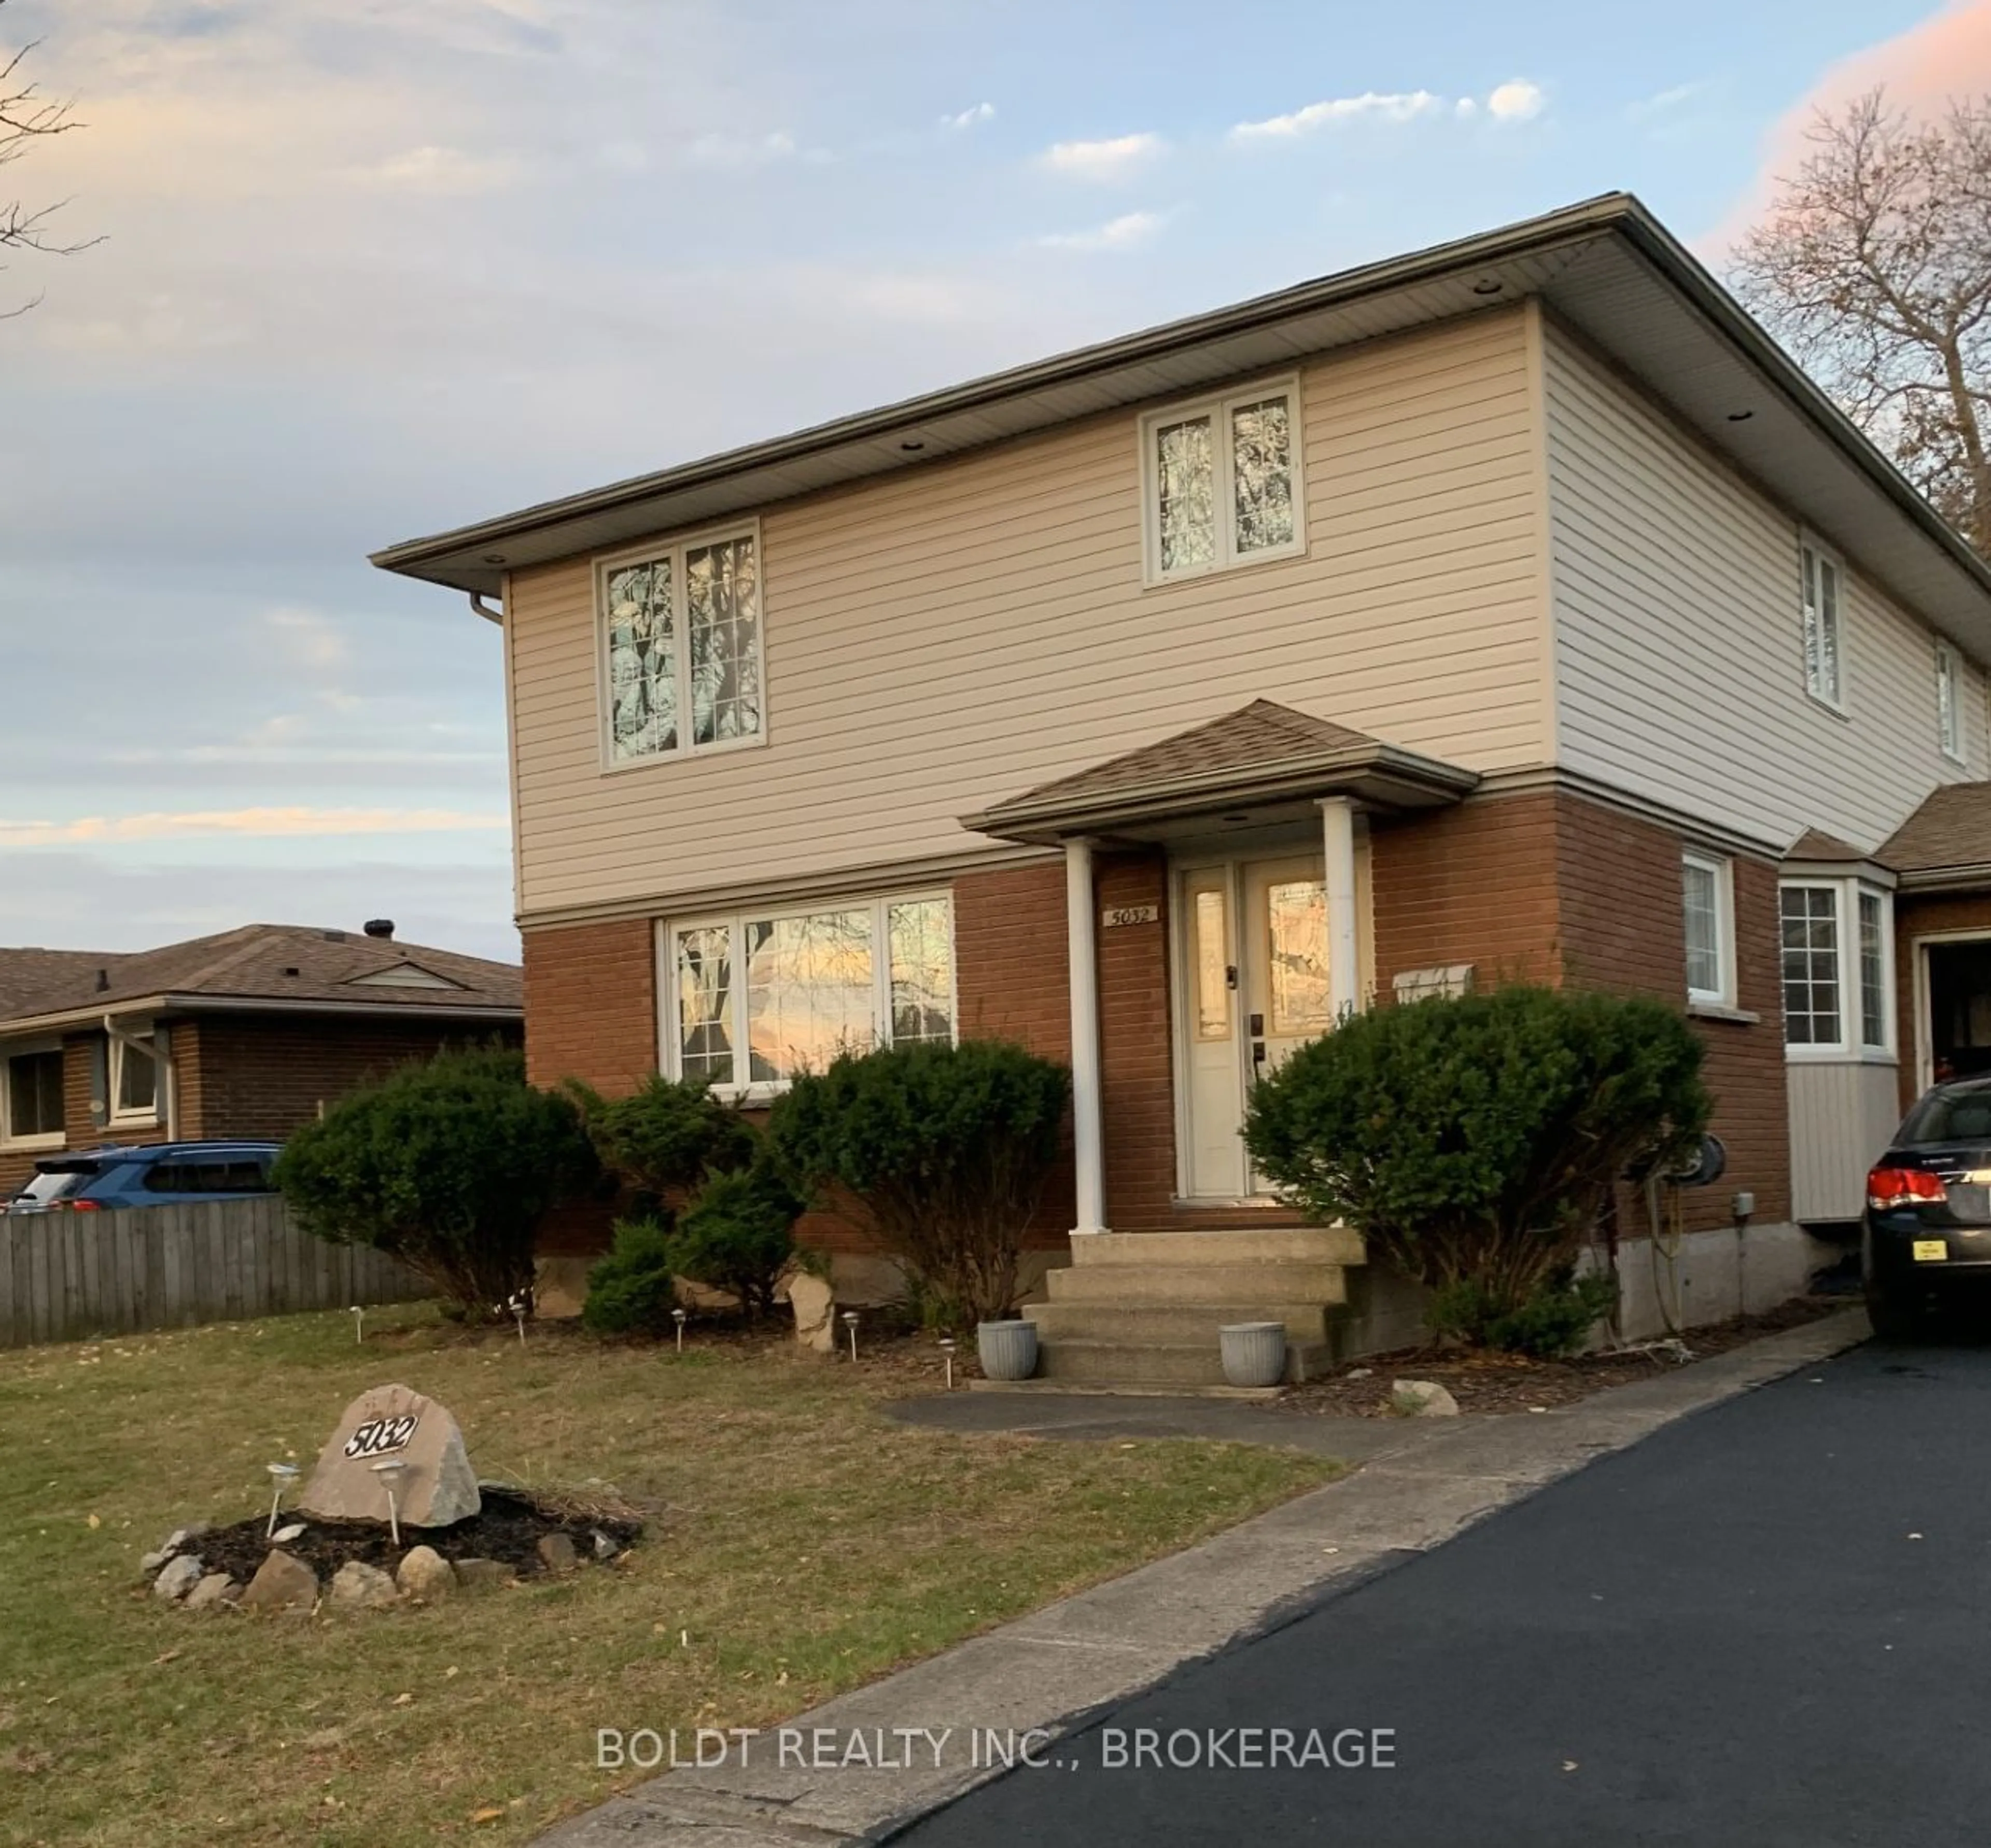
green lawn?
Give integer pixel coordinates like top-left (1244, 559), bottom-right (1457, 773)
top-left (0, 1307), bottom-right (1337, 1846)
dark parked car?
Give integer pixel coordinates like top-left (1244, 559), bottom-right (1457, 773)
top-left (1864, 1077), bottom-right (1991, 1337)
top-left (1, 1141), bottom-right (282, 1215)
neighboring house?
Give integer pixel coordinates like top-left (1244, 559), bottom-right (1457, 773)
top-left (372, 193), bottom-right (1991, 1372)
top-left (0, 921), bottom-right (523, 1197)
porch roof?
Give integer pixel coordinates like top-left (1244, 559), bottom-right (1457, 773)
top-left (1882, 782), bottom-right (1991, 891)
top-left (961, 699), bottom-right (1480, 844)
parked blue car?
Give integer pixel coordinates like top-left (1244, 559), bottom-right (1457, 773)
top-left (1, 1141), bottom-right (282, 1215)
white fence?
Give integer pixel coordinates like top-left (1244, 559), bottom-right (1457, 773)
top-left (0, 1197), bottom-right (428, 1349)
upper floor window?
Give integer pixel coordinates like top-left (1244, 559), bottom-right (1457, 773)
top-left (1779, 880), bottom-right (1890, 1056)
top-left (1936, 642), bottom-right (1964, 762)
top-left (1141, 378), bottom-right (1305, 583)
top-left (599, 526), bottom-right (763, 766)
top-left (1799, 538), bottom-right (1845, 710)
top-left (2, 1044), bottom-right (64, 1146)
top-left (1681, 851), bottom-right (1734, 1007)
top-left (665, 892), bottom-right (955, 1094)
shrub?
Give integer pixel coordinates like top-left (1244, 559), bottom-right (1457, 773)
top-left (1243, 985), bottom-right (1708, 1352)
top-left (580, 1217), bottom-right (681, 1336)
top-left (769, 1039), bottom-right (1070, 1327)
top-left (567, 1074), bottom-right (757, 1207)
top-left (1429, 1269), bottom-right (1621, 1357)
top-left (274, 1046), bottom-right (593, 1317)
top-left (666, 1157), bottom-right (806, 1320)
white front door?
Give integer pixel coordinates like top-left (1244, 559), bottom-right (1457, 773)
top-left (1179, 856), bottom-right (1333, 1199)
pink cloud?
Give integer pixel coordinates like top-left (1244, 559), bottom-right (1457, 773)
top-left (1714, 1), bottom-right (1991, 250)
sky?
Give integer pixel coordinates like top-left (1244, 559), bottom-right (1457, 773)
top-left (2, 0), bottom-right (1986, 964)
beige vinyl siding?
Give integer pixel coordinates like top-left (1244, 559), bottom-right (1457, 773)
top-left (1545, 321), bottom-right (1989, 853)
top-left (508, 309), bottom-right (1549, 919)
top-left (1787, 1060), bottom-right (1901, 1222)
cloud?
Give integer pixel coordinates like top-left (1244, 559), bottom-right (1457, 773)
top-left (1485, 79), bottom-right (1546, 122)
top-left (1037, 210), bottom-right (1167, 253)
top-left (264, 606), bottom-right (348, 673)
top-left (686, 130), bottom-right (801, 171)
top-left (1230, 92), bottom-right (1444, 141)
top-left (355, 145), bottom-right (523, 195)
top-left (0, 808), bottom-right (511, 848)
top-left (940, 102), bottom-right (995, 131)
top-left (1040, 131), bottom-right (1165, 180)
top-left (1628, 79), bottom-right (1708, 121)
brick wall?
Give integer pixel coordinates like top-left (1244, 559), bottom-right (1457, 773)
top-left (522, 917), bottom-right (658, 1096)
top-left (1096, 852), bottom-right (1176, 1234)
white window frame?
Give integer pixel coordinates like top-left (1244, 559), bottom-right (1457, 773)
top-left (0, 1039), bottom-right (65, 1151)
top-left (1799, 534), bottom-right (1848, 715)
top-left (1779, 879), bottom-right (1892, 1061)
top-left (657, 890), bottom-right (958, 1100)
top-left (1681, 850), bottom-right (1735, 1009)
top-left (1936, 641), bottom-right (1964, 763)
top-left (108, 1022), bottom-right (161, 1126)
top-left (595, 519), bottom-right (767, 773)
top-left (1139, 374), bottom-right (1307, 586)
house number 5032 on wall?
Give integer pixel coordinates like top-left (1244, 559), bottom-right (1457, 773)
top-left (1101, 904), bottom-right (1160, 928)
top-left (344, 1415), bottom-right (419, 1459)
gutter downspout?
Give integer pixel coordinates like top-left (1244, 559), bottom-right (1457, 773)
top-left (469, 592), bottom-right (503, 624)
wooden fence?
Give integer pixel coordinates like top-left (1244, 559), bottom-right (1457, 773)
top-left (0, 1197), bottom-right (428, 1349)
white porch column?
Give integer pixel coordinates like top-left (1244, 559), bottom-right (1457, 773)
top-left (1063, 837), bottom-right (1110, 1235)
top-left (1318, 797), bottom-right (1361, 1024)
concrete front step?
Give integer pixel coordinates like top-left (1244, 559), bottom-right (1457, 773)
top-left (1035, 1337), bottom-right (1331, 1388)
top-left (1026, 1301), bottom-right (1334, 1346)
top-left (1046, 1260), bottom-right (1350, 1306)
top-left (1071, 1227), bottom-right (1364, 1267)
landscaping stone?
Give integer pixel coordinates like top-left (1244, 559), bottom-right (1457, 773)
top-left (299, 1383), bottom-right (481, 1530)
top-left (143, 1523), bottom-right (210, 1573)
top-left (331, 1561), bottom-right (401, 1610)
top-left (536, 1533), bottom-right (578, 1574)
top-left (152, 1555), bottom-right (205, 1602)
top-left (590, 1529), bottom-right (620, 1562)
top-left (1392, 1379), bottom-right (1462, 1418)
top-left (240, 1549), bottom-right (318, 1614)
top-left (396, 1545), bottom-right (455, 1601)
top-left (272, 1523), bottom-right (306, 1545)
top-left (185, 1573), bottom-right (240, 1613)
top-left (453, 1557), bottom-right (510, 1595)
top-left (786, 1273), bottom-right (837, 1352)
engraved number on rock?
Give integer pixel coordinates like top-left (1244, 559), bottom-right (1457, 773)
top-left (344, 1415), bottom-right (419, 1459)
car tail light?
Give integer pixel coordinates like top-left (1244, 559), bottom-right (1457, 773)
top-left (1868, 1166), bottom-right (1949, 1210)
top-left (58, 1198), bottom-right (100, 1213)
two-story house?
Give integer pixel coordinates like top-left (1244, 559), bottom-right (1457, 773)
top-left (373, 193), bottom-right (1991, 1379)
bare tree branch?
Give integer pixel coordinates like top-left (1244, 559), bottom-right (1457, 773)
top-left (0, 1), bottom-right (95, 315)
top-left (1734, 88), bottom-right (1991, 550)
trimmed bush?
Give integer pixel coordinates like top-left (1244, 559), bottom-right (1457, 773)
top-left (273, 1046), bottom-right (593, 1317)
top-left (769, 1038), bottom-right (1070, 1327)
top-left (567, 1074), bottom-right (757, 1207)
top-left (1243, 985), bottom-right (1709, 1352)
top-left (667, 1157), bottom-right (806, 1320)
top-left (580, 1217), bottom-right (680, 1336)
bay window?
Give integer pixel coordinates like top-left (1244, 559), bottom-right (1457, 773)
top-left (1779, 880), bottom-right (1891, 1056)
top-left (599, 525), bottom-right (763, 766)
top-left (664, 893), bottom-right (955, 1092)
top-left (1141, 377), bottom-right (1305, 582)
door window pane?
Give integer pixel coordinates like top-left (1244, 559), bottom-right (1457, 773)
top-left (1780, 886), bottom-right (1841, 1045)
top-left (605, 556), bottom-right (678, 760)
top-left (1155, 414), bottom-right (1215, 573)
top-left (676, 926), bottom-right (735, 1084)
top-left (1194, 887), bottom-right (1231, 1041)
top-left (1859, 890), bottom-right (1887, 1049)
top-left (745, 909), bottom-right (875, 1083)
top-left (1230, 395), bottom-right (1294, 555)
top-left (887, 899), bottom-right (953, 1046)
top-left (1265, 880), bottom-right (1331, 1036)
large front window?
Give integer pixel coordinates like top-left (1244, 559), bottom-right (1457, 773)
top-left (1141, 377), bottom-right (1304, 582)
top-left (665, 894), bottom-right (955, 1091)
top-left (600, 526), bottom-right (763, 764)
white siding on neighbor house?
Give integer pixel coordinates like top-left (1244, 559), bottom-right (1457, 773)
top-left (1544, 321), bottom-right (1989, 853)
top-left (507, 309), bottom-right (1551, 919)
top-left (1787, 1060), bottom-right (1902, 1222)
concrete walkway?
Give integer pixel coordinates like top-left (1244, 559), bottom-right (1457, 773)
top-left (538, 1309), bottom-right (1868, 1847)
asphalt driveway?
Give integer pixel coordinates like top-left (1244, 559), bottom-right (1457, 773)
top-left (896, 1337), bottom-right (1991, 1847)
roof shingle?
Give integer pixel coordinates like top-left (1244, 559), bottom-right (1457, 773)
top-left (1882, 783), bottom-right (1991, 878)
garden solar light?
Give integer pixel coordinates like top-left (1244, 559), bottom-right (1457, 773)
top-left (843, 1310), bottom-right (860, 1363)
top-left (350, 1305), bottom-right (364, 1344)
top-left (672, 1307), bottom-right (688, 1353)
top-left (371, 1457), bottom-right (408, 1547)
top-left (938, 1337), bottom-right (956, 1390)
top-left (505, 1290), bottom-right (530, 1346)
top-left (265, 1461), bottom-right (300, 1539)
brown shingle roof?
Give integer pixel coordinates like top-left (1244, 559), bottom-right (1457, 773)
top-left (1784, 828), bottom-right (1876, 865)
top-left (1882, 783), bottom-right (1991, 878)
top-left (0, 949), bottom-right (122, 1018)
top-left (0, 925), bottom-right (521, 1028)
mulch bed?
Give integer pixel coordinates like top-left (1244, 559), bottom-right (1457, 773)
top-left (1279, 1296), bottom-right (1848, 1418)
top-left (188, 1487), bottom-right (645, 1584)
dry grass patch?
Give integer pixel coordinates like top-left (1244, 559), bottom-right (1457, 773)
top-left (0, 1307), bottom-right (1336, 1845)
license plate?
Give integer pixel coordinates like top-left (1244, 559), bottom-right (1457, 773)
top-left (1913, 1239), bottom-right (1949, 1263)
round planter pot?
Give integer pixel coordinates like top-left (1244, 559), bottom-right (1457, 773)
top-left (977, 1319), bottom-right (1040, 1382)
top-left (1219, 1322), bottom-right (1288, 1389)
